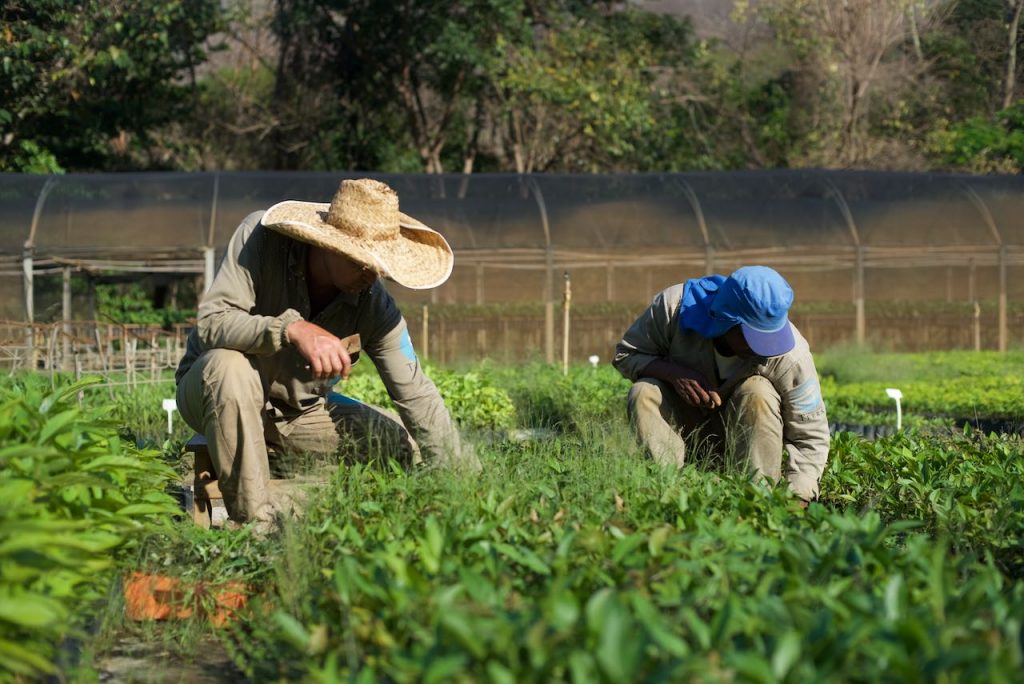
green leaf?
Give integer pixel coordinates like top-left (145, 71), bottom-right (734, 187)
top-left (493, 542), bottom-right (550, 575)
top-left (0, 591), bottom-right (67, 628)
top-left (424, 655), bottom-right (467, 684)
top-left (419, 515), bottom-right (444, 574)
top-left (730, 652), bottom-right (774, 684)
top-left (0, 637), bottom-right (58, 676)
top-left (586, 589), bottom-right (640, 682)
top-left (439, 609), bottom-right (485, 658)
top-left (115, 502), bottom-right (178, 516)
top-left (647, 524), bottom-right (672, 558)
top-left (771, 630), bottom-right (801, 679)
top-left (273, 611), bottom-right (311, 652)
top-left (682, 608), bottom-right (710, 650)
top-left (37, 409), bottom-right (80, 444)
top-left (486, 660), bottom-right (516, 684)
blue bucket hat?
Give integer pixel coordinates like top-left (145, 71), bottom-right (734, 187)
top-left (678, 266), bottom-right (795, 356)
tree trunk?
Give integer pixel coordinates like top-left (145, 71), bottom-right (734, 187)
top-left (1004, 0), bottom-right (1023, 109)
top-left (908, 3), bottom-right (923, 62)
top-left (510, 109), bottom-right (526, 174)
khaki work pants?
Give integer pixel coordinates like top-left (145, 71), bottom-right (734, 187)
top-left (176, 349), bottom-right (418, 524)
top-left (627, 375), bottom-right (783, 483)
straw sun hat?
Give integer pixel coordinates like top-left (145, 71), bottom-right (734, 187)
top-left (260, 179), bottom-right (454, 290)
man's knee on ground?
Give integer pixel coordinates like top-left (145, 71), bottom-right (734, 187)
top-left (627, 379), bottom-right (667, 419)
top-left (730, 375), bottom-right (781, 423)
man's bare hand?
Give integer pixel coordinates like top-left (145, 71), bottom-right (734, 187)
top-left (643, 360), bottom-right (721, 410)
top-left (286, 320), bottom-right (353, 380)
top-left (670, 373), bottom-right (722, 409)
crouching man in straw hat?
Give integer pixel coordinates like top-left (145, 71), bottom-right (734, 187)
top-left (613, 266), bottom-right (829, 506)
top-left (175, 179), bottom-right (480, 527)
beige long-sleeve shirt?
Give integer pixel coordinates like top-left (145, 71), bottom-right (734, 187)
top-left (613, 283), bottom-right (830, 498)
top-left (175, 211), bottom-right (462, 463)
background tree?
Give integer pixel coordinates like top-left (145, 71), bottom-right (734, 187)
top-left (1003, 0), bottom-right (1023, 108)
top-left (761, 0), bottom-right (933, 167)
top-left (4, 0), bottom-right (1021, 175)
top-left (496, 21), bottom-right (648, 172)
top-left (0, 0), bottom-right (225, 172)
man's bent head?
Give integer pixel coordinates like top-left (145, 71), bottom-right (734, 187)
top-left (710, 266), bottom-right (795, 357)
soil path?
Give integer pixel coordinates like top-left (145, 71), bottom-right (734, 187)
top-left (93, 633), bottom-right (246, 683)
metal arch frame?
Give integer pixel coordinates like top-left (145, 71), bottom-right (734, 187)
top-left (961, 182), bottom-right (1008, 352)
top-left (674, 178), bottom-right (715, 277)
top-left (12, 170), bottom-right (1022, 358)
top-left (23, 177), bottom-right (58, 326)
top-left (527, 176), bottom-right (555, 364)
top-left (822, 179), bottom-right (865, 347)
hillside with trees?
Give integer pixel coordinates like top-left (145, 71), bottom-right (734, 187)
top-left (2, 0), bottom-right (1022, 174)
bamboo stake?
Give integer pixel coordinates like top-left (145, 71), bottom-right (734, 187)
top-left (562, 271), bottom-right (571, 376)
top-left (973, 301), bottom-right (981, 352)
top-left (122, 326), bottom-right (129, 384)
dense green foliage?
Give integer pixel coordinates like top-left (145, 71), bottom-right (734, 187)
top-left (221, 428), bottom-right (1024, 681)
top-left (343, 365), bottom-right (518, 432)
top-left (818, 349), bottom-right (1024, 426)
top-left (0, 377), bottom-right (179, 679)
top-left (4, 351), bottom-right (1023, 678)
top-left (96, 283), bottom-right (195, 327)
top-left (0, 0), bottom-right (223, 172)
top-left (2, 0), bottom-right (1021, 173)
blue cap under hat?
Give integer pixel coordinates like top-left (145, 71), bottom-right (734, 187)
top-left (708, 266), bottom-right (795, 356)
top-left (677, 266), bottom-right (796, 356)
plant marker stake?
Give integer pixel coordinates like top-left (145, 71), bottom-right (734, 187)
top-left (162, 398), bottom-right (177, 435)
top-left (885, 388), bottom-right (903, 431)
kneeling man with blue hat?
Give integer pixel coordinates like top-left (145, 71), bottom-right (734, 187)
top-left (613, 266), bottom-right (829, 504)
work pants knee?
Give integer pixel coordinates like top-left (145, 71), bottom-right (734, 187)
top-left (176, 349), bottom-right (273, 524)
top-left (723, 375), bottom-right (784, 484)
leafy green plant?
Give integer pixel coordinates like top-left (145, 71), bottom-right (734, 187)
top-left (0, 377), bottom-right (179, 678)
top-left (96, 283), bottom-right (195, 327)
top-left (342, 364), bottom-right (517, 432)
top-left (225, 427), bottom-right (1024, 682)
top-left (8, 356), bottom-right (1021, 680)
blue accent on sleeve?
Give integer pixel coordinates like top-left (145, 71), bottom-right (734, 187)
top-left (399, 328), bottom-right (417, 362)
top-left (789, 377), bottom-right (823, 413)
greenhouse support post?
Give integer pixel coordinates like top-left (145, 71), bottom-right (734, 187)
top-left (855, 247), bottom-right (865, 347)
top-left (562, 271), bottom-right (572, 376)
top-left (963, 183), bottom-right (1005, 352)
top-left (998, 246), bottom-right (1007, 353)
top-left (476, 263), bottom-right (486, 354)
top-left (22, 250), bottom-right (33, 365)
top-left (973, 301), bottom-right (981, 352)
top-left (22, 252), bottom-right (33, 324)
top-left (62, 266), bottom-right (71, 370)
top-left (475, 263), bottom-right (484, 304)
top-left (528, 178), bottom-right (555, 365)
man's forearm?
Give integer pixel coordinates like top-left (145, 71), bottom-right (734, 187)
top-left (197, 308), bottom-right (302, 355)
top-left (640, 358), bottom-right (680, 384)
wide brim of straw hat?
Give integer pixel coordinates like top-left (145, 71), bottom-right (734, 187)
top-left (260, 200), bottom-right (454, 290)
